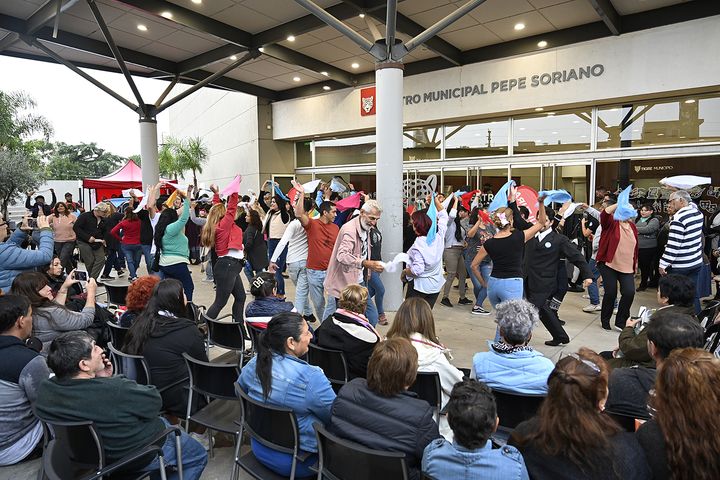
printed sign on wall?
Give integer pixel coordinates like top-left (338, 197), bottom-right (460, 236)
top-left (360, 86), bottom-right (376, 116)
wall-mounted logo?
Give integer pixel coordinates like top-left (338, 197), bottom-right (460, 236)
top-left (360, 86), bottom-right (376, 116)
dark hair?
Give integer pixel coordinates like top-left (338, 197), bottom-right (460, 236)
top-left (153, 207), bottom-right (179, 251)
top-left (318, 201), bottom-right (335, 216)
top-left (241, 195), bottom-right (250, 202)
top-left (53, 202), bottom-right (70, 217)
top-left (123, 205), bottom-right (138, 221)
top-left (64, 192), bottom-right (73, 198)
top-left (248, 209), bottom-right (263, 230)
top-left (0, 295), bottom-right (31, 333)
top-left (329, 192), bottom-right (341, 202)
top-left (366, 337), bottom-right (418, 397)
top-left (250, 272), bottom-right (276, 298)
top-left (452, 205), bottom-right (466, 242)
top-left (468, 207), bottom-right (480, 225)
top-left (411, 210), bottom-right (432, 236)
top-left (11, 272), bottom-right (65, 324)
top-left (256, 312), bottom-right (305, 399)
top-left (123, 279), bottom-right (187, 354)
top-left (514, 348), bottom-right (620, 473)
top-left (518, 206), bottom-right (530, 219)
top-left (640, 202), bottom-right (655, 211)
top-left (447, 379), bottom-right (497, 449)
top-left (35, 195), bottom-right (45, 202)
top-left (303, 197), bottom-right (314, 213)
top-left (47, 331), bottom-right (95, 380)
top-left (646, 312), bottom-right (704, 360)
top-left (658, 274), bottom-right (694, 307)
top-left (155, 198), bottom-right (166, 211)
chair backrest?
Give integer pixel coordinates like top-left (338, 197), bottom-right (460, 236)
top-left (107, 341), bottom-right (151, 385)
top-left (105, 284), bottom-right (129, 307)
top-left (314, 423), bottom-right (409, 480)
top-left (204, 315), bottom-right (246, 351)
top-left (244, 320), bottom-right (267, 356)
top-left (493, 390), bottom-right (545, 429)
top-left (408, 372), bottom-right (442, 417)
top-left (704, 323), bottom-right (720, 356)
top-left (106, 321), bottom-right (129, 348)
top-left (183, 353), bottom-right (239, 400)
top-left (234, 383), bottom-right (299, 455)
top-left (699, 300), bottom-right (720, 329)
top-left (41, 420), bottom-right (104, 480)
top-left (307, 343), bottom-right (349, 386)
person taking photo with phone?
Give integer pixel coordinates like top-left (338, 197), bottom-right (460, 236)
top-left (0, 215), bottom-right (54, 294)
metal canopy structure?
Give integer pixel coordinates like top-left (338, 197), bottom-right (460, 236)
top-left (0, 0), bottom-right (718, 103)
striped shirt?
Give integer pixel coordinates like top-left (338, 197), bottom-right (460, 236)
top-left (659, 204), bottom-right (704, 270)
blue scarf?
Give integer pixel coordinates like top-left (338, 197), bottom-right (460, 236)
top-left (614, 185), bottom-right (637, 221)
top-left (273, 184), bottom-right (289, 201)
top-left (487, 180), bottom-right (515, 212)
top-left (538, 189), bottom-right (572, 206)
top-left (426, 193), bottom-right (438, 245)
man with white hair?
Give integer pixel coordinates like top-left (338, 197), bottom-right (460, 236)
top-left (659, 190), bottom-right (704, 312)
top-left (73, 202), bottom-right (110, 280)
top-left (323, 199), bottom-right (385, 325)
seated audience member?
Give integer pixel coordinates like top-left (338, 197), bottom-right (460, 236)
top-left (244, 272), bottom-right (294, 329)
top-left (387, 297), bottom-right (463, 439)
top-left (42, 256), bottom-right (82, 298)
top-left (237, 312), bottom-right (335, 477)
top-left (471, 299), bottom-right (554, 395)
top-left (636, 348), bottom-right (720, 480)
top-left (422, 379), bottom-right (529, 480)
top-left (34, 331), bottom-right (207, 479)
top-left (11, 272), bottom-right (97, 353)
top-left (605, 313), bottom-right (704, 420)
top-left (607, 274), bottom-right (696, 369)
top-left (0, 295), bottom-right (51, 466)
top-left (119, 275), bottom-right (160, 327)
top-left (0, 216), bottom-right (54, 294)
top-left (123, 279), bottom-right (208, 420)
top-left (314, 284), bottom-right (381, 379)
top-left (329, 337), bottom-right (441, 480)
top-left (509, 348), bottom-right (651, 480)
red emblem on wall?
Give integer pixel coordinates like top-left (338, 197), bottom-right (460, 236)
top-left (360, 86), bottom-right (376, 116)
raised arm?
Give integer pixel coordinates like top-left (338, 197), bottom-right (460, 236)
top-left (291, 181), bottom-right (310, 227)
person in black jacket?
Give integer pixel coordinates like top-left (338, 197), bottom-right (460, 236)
top-left (328, 337), bottom-right (441, 480)
top-left (100, 203), bottom-right (126, 281)
top-left (25, 189), bottom-right (56, 218)
top-left (314, 284), bottom-right (380, 379)
top-left (123, 279), bottom-right (208, 421)
top-left (73, 203), bottom-right (110, 280)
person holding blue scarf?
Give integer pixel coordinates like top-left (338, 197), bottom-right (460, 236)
top-left (596, 186), bottom-right (639, 331)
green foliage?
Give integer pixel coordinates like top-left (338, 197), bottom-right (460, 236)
top-left (158, 136), bottom-right (209, 186)
top-left (44, 142), bottom-right (124, 180)
top-left (158, 141), bottom-right (181, 179)
top-left (129, 154), bottom-right (141, 166)
top-left (0, 150), bottom-right (45, 219)
top-left (0, 90), bottom-right (53, 150)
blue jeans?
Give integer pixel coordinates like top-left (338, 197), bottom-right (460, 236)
top-left (465, 252), bottom-right (491, 308)
top-left (587, 258), bottom-right (601, 305)
top-left (139, 418), bottom-right (207, 480)
top-left (141, 244), bottom-right (153, 273)
top-left (121, 244), bottom-right (143, 278)
top-left (368, 271), bottom-right (385, 316)
top-left (102, 248), bottom-right (125, 277)
top-left (267, 238), bottom-right (288, 295)
top-left (251, 439), bottom-right (317, 478)
top-left (668, 266), bottom-right (702, 313)
top-left (287, 260), bottom-right (312, 316)
top-left (307, 268), bottom-right (327, 321)
top-left (487, 276), bottom-right (524, 309)
top-left (159, 263), bottom-right (194, 301)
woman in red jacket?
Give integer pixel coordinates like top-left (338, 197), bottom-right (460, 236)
top-left (111, 206), bottom-right (143, 281)
top-left (205, 191), bottom-right (246, 322)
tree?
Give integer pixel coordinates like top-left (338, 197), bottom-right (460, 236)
top-left (129, 154), bottom-right (141, 166)
top-left (173, 136), bottom-right (209, 189)
top-left (44, 142), bottom-right (124, 180)
top-left (0, 90), bottom-right (53, 150)
top-left (0, 150), bottom-right (45, 220)
top-left (158, 142), bottom-right (181, 180)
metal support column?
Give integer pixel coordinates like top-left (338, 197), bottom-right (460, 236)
top-left (376, 62), bottom-right (405, 311)
top-left (140, 113), bottom-right (160, 188)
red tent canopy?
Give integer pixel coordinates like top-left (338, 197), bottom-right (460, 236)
top-left (83, 160), bottom-right (175, 201)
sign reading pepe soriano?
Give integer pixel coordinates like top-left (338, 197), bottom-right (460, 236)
top-left (404, 64), bottom-right (605, 105)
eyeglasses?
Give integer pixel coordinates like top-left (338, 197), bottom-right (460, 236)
top-left (565, 352), bottom-right (601, 374)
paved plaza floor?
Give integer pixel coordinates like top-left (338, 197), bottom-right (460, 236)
top-left (0, 263), bottom-right (667, 480)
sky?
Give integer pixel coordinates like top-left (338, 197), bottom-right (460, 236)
top-left (0, 55), bottom-right (194, 157)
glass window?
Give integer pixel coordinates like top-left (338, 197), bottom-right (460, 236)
top-left (442, 169), bottom-right (470, 194)
top-left (510, 166), bottom-right (542, 192)
top-left (404, 127), bottom-right (441, 162)
top-left (315, 134), bottom-right (376, 166)
top-left (478, 167), bottom-right (508, 204)
top-left (597, 94), bottom-right (720, 149)
top-left (513, 110), bottom-right (591, 153)
top-left (295, 141), bottom-right (312, 168)
top-left (444, 120), bottom-right (509, 158)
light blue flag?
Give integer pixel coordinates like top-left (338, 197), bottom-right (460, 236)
top-left (487, 180), bottom-right (515, 212)
top-left (274, 184), bottom-right (289, 201)
top-left (614, 185), bottom-right (637, 221)
top-left (426, 193), bottom-right (438, 245)
top-left (538, 189), bottom-right (572, 206)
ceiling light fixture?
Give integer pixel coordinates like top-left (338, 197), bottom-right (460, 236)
top-left (359, 13), bottom-right (365, 18)
top-left (320, 71), bottom-right (329, 76)
top-left (537, 40), bottom-right (547, 48)
top-left (161, 11), bottom-right (173, 19)
top-left (514, 23), bottom-right (525, 31)
top-left (287, 35), bottom-right (295, 42)
top-left (351, 62), bottom-right (360, 69)
top-left (552, 131), bottom-right (558, 134)
top-left (230, 55), bottom-right (237, 61)
top-left (657, 133), bottom-right (665, 136)
top-left (546, 112), bottom-right (555, 116)
top-left (323, 85), bottom-right (331, 91)
top-left (258, 47), bottom-right (264, 53)
top-left (684, 99), bottom-right (696, 104)
top-left (191, 0), bottom-right (202, 4)
top-left (534, 107), bottom-right (544, 112)
top-left (293, 76), bottom-right (301, 82)
top-left (137, 24), bottom-right (148, 31)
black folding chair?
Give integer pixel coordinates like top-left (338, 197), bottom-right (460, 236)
top-left (492, 389), bottom-right (545, 445)
top-left (244, 319), bottom-right (268, 358)
top-left (699, 300), bottom-right (720, 329)
top-left (182, 353), bottom-right (242, 476)
top-left (314, 423), bottom-right (409, 480)
top-left (307, 343), bottom-right (349, 393)
top-left (107, 342), bottom-right (151, 386)
top-left (39, 419), bottom-right (183, 480)
top-left (233, 384), bottom-right (304, 480)
top-left (107, 321), bottom-right (129, 349)
top-left (203, 314), bottom-right (247, 364)
top-left (105, 284), bottom-right (129, 308)
top-left (408, 371), bottom-right (442, 420)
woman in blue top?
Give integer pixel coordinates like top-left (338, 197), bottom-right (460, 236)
top-left (237, 312), bottom-right (335, 477)
top-left (154, 187), bottom-right (193, 301)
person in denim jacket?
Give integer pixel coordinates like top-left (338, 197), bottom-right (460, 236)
top-left (422, 379), bottom-right (529, 480)
top-left (237, 312), bottom-right (335, 477)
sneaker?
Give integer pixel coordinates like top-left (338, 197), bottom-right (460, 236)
top-left (189, 432), bottom-right (214, 451)
top-left (582, 304), bottom-right (602, 313)
top-left (458, 297), bottom-right (473, 305)
top-left (377, 313), bottom-right (389, 326)
top-left (614, 325), bottom-right (624, 332)
top-left (202, 278), bottom-right (214, 283)
top-left (582, 294), bottom-right (590, 299)
top-left (99, 275), bottom-right (113, 281)
top-left (440, 297), bottom-right (453, 308)
top-left (471, 305), bottom-right (491, 315)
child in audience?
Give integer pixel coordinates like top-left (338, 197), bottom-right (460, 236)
top-left (244, 272), bottom-right (294, 329)
top-left (422, 379), bottom-right (529, 479)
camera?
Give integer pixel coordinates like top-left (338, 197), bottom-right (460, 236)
top-left (74, 270), bottom-right (88, 282)
top-left (27, 218), bottom-right (37, 228)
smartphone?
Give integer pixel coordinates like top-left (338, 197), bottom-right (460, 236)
top-left (74, 270), bottom-right (88, 282)
top-left (27, 218), bottom-right (37, 228)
